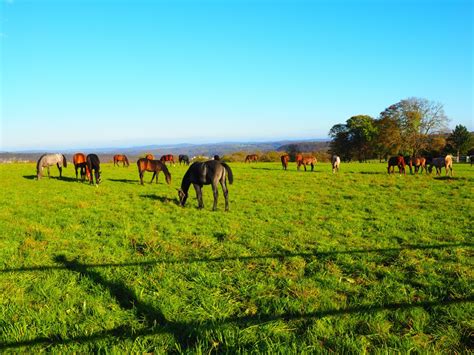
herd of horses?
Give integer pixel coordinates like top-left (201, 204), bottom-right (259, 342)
top-left (35, 151), bottom-right (461, 210)
top-left (387, 155), bottom-right (454, 176)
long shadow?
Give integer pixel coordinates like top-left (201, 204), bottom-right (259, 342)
top-left (0, 258), bottom-right (471, 352)
top-left (22, 175), bottom-right (37, 180)
top-left (2, 242), bottom-right (472, 274)
top-left (433, 176), bottom-right (463, 181)
top-left (23, 175), bottom-right (78, 182)
top-left (358, 171), bottom-right (386, 175)
top-left (140, 194), bottom-right (177, 204)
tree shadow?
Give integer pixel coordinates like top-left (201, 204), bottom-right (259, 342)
top-left (2, 242), bottom-right (471, 274)
top-left (0, 251), bottom-right (471, 352)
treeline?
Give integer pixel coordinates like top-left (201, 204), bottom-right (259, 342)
top-left (329, 97), bottom-right (473, 162)
top-left (222, 150), bottom-right (332, 163)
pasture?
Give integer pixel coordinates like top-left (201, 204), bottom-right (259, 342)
top-left (0, 161), bottom-right (472, 352)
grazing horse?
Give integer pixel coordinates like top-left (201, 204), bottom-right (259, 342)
top-left (298, 156), bottom-right (317, 171)
top-left (160, 154), bottom-right (175, 166)
top-left (214, 155), bottom-right (220, 161)
top-left (281, 154), bottom-right (289, 170)
top-left (410, 157), bottom-right (427, 174)
top-left (86, 154), bottom-right (101, 185)
top-left (36, 154), bottom-right (67, 179)
top-left (387, 156), bottom-right (406, 175)
top-left (137, 158), bottom-right (171, 185)
top-left (113, 154), bottom-right (130, 167)
top-left (178, 160), bottom-right (233, 211)
top-left (73, 153), bottom-right (90, 181)
top-left (429, 155), bottom-right (453, 176)
top-left (295, 154), bottom-right (303, 170)
top-left (179, 154), bottom-right (190, 165)
top-left (332, 155), bottom-right (341, 173)
top-left (245, 154), bottom-right (258, 163)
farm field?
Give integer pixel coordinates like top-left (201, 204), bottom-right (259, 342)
top-left (0, 161), bottom-right (472, 352)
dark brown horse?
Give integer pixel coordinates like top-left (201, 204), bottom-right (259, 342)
top-left (160, 154), bottom-right (175, 166)
top-left (178, 160), bottom-right (233, 211)
top-left (113, 154), bottom-right (130, 167)
top-left (214, 155), bottom-right (220, 161)
top-left (137, 158), bottom-right (171, 185)
top-left (73, 153), bottom-right (90, 181)
top-left (281, 154), bottom-right (289, 170)
top-left (86, 154), bottom-right (101, 185)
top-left (245, 154), bottom-right (258, 163)
top-left (179, 154), bottom-right (190, 165)
top-left (297, 156), bottom-right (316, 171)
top-left (387, 156), bottom-right (406, 175)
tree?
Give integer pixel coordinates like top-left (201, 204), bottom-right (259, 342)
top-left (447, 125), bottom-right (472, 162)
top-left (378, 98), bottom-right (449, 156)
top-left (329, 116), bottom-right (376, 162)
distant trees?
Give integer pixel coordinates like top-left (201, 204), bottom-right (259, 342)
top-left (329, 97), bottom-right (455, 161)
top-left (447, 125), bottom-right (472, 162)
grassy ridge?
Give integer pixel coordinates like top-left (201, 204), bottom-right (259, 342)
top-left (0, 162), bottom-right (472, 352)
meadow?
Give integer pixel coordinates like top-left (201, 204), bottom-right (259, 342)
top-left (0, 161), bottom-right (472, 353)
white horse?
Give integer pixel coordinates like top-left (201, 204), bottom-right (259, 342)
top-left (36, 153), bottom-right (67, 179)
top-left (332, 155), bottom-right (341, 173)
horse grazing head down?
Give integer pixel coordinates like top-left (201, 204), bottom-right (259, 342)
top-left (177, 188), bottom-right (187, 206)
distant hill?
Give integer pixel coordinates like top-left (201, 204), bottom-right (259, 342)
top-left (0, 139), bottom-right (330, 163)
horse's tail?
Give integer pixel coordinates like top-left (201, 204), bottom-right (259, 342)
top-left (222, 162), bottom-right (233, 184)
top-left (62, 154), bottom-right (67, 167)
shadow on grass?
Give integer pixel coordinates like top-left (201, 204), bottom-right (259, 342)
top-left (1, 252), bottom-right (471, 351)
top-left (107, 178), bottom-right (137, 184)
top-left (358, 171), bottom-right (386, 175)
top-left (2, 242), bottom-right (472, 274)
top-left (433, 176), bottom-right (464, 181)
top-left (140, 194), bottom-right (177, 204)
top-left (23, 175), bottom-right (78, 182)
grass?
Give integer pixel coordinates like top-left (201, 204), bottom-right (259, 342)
top-left (0, 161), bottom-right (472, 352)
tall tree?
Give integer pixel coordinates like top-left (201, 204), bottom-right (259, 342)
top-left (378, 98), bottom-right (449, 156)
top-left (447, 125), bottom-right (472, 162)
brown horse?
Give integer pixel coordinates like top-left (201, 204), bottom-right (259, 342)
top-left (113, 154), bottom-right (130, 167)
top-left (387, 156), bottom-right (406, 175)
top-left (73, 153), bottom-right (90, 181)
top-left (137, 158), bottom-right (171, 185)
top-left (160, 154), bottom-right (175, 166)
top-left (409, 157), bottom-right (426, 174)
top-left (145, 154), bottom-right (154, 160)
top-left (245, 154), bottom-right (258, 163)
top-left (297, 156), bottom-right (317, 171)
top-left (295, 154), bottom-right (303, 170)
top-left (281, 154), bottom-right (289, 170)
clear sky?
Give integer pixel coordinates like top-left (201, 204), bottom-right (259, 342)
top-left (1, 0), bottom-right (472, 150)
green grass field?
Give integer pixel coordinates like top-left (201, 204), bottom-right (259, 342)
top-left (0, 161), bottom-right (472, 352)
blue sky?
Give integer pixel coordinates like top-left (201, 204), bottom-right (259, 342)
top-left (1, 0), bottom-right (472, 150)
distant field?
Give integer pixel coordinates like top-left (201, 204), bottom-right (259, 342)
top-left (0, 161), bottom-right (472, 352)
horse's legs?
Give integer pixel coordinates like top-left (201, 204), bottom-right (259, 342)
top-left (193, 183), bottom-right (203, 209)
top-left (58, 165), bottom-right (62, 178)
top-left (304, 164), bottom-right (307, 172)
top-left (150, 172), bottom-right (157, 183)
top-left (139, 171), bottom-right (144, 185)
top-left (211, 182), bottom-right (219, 211)
top-left (311, 163), bottom-right (314, 172)
top-left (47, 166), bottom-right (51, 178)
top-left (75, 166), bottom-right (78, 180)
top-left (220, 179), bottom-right (229, 211)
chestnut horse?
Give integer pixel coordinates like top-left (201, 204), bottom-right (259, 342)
top-left (137, 158), bottom-right (171, 185)
top-left (113, 154), bottom-right (130, 167)
top-left (245, 154), bottom-right (258, 163)
top-left (410, 157), bottom-right (426, 174)
top-left (387, 156), bottom-right (406, 175)
top-left (298, 156), bottom-right (317, 171)
top-left (281, 154), bottom-right (289, 170)
top-left (73, 153), bottom-right (90, 181)
top-left (145, 154), bottom-right (154, 160)
top-left (160, 154), bottom-right (175, 166)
